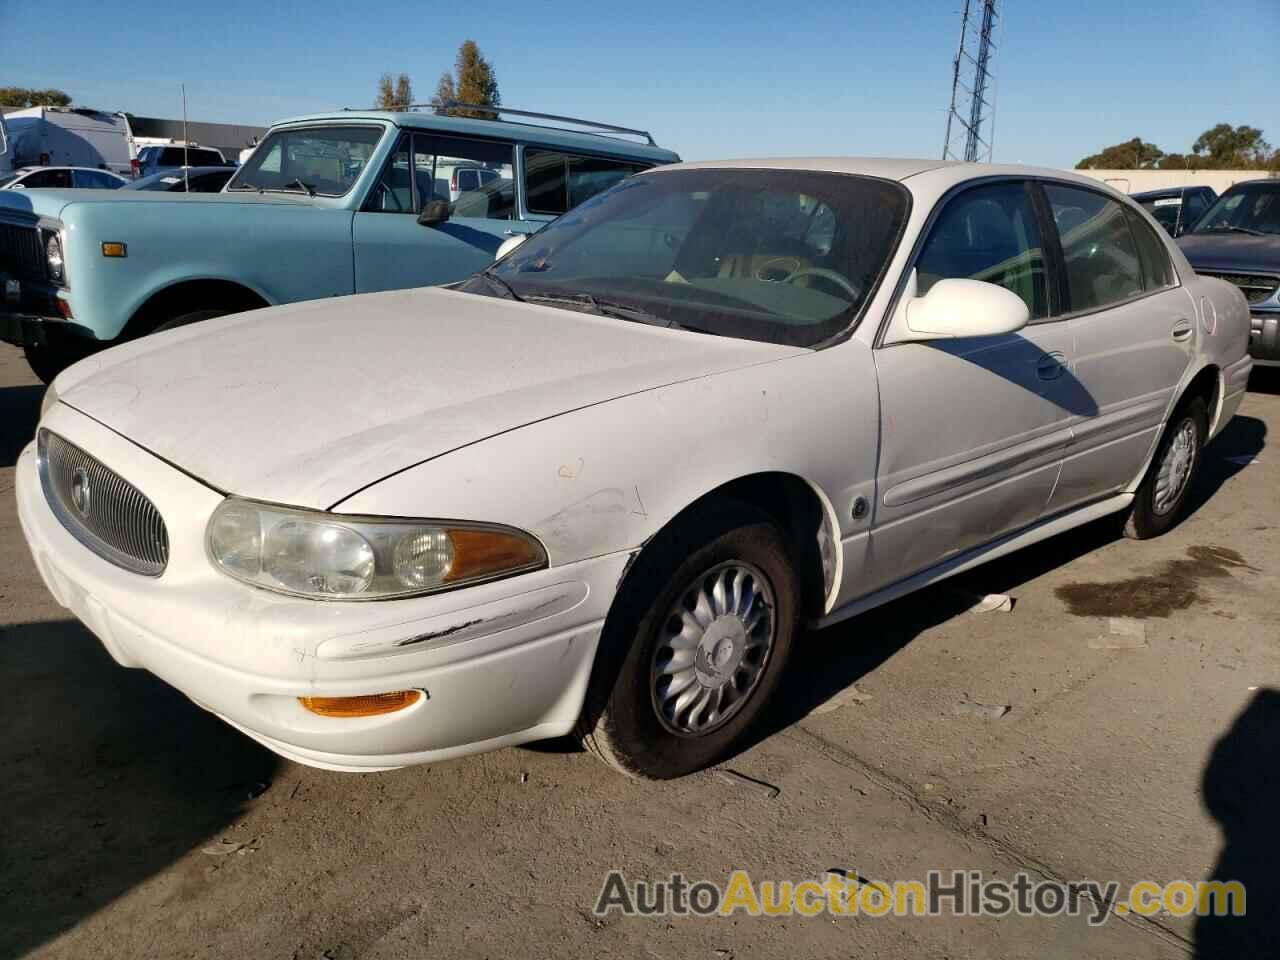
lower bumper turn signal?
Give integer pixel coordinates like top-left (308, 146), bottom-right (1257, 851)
top-left (299, 690), bottom-right (422, 718)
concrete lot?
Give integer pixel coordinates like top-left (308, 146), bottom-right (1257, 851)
top-left (1, 341), bottom-right (1276, 959)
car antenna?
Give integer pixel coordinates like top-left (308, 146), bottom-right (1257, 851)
top-left (181, 84), bottom-right (190, 193)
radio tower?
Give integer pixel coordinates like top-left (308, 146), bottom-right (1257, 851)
top-left (943, 0), bottom-right (1001, 162)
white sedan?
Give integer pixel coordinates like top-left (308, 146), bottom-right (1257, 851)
top-left (18, 159), bottom-right (1252, 779)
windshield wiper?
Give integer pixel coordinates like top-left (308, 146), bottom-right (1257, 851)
top-left (524, 293), bottom-right (679, 328)
top-left (283, 178), bottom-right (317, 198)
top-left (475, 268), bottom-right (525, 302)
top-left (1203, 225), bottom-right (1266, 236)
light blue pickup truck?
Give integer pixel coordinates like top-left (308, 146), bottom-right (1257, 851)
top-left (0, 106), bottom-right (679, 381)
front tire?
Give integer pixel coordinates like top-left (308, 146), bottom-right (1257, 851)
top-left (577, 502), bottom-right (799, 779)
top-left (1124, 395), bottom-right (1208, 540)
top-left (24, 336), bottom-right (95, 385)
top-left (150, 308), bottom-right (232, 334)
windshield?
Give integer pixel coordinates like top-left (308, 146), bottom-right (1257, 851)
top-left (1138, 195), bottom-right (1181, 233)
top-left (463, 168), bottom-right (910, 348)
top-left (227, 125), bottom-right (383, 197)
top-left (1191, 183), bottom-right (1280, 236)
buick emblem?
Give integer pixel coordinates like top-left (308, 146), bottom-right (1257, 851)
top-left (70, 467), bottom-right (91, 517)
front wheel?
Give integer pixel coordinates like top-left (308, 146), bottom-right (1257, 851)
top-left (577, 502), bottom-right (799, 779)
top-left (1123, 395), bottom-right (1208, 540)
top-left (24, 337), bottom-right (95, 385)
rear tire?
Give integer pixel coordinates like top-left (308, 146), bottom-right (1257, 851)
top-left (1123, 395), bottom-right (1208, 540)
top-left (577, 501), bottom-right (799, 779)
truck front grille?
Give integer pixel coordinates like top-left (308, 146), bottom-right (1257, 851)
top-left (37, 430), bottom-right (170, 577)
top-left (0, 221), bottom-right (45, 282)
top-left (1200, 271), bottom-right (1280, 305)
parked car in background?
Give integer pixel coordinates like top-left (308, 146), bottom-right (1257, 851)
top-left (0, 104), bottom-right (679, 381)
top-left (1, 107), bottom-right (133, 177)
top-left (0, 166), bottom-right (127, 190)
top-left (19, 159), bottom-right (1250, 778)
top-left (135, 143), bottom-right (228, 178)
top-left (124, 166), bottom-right (237, 193)
top-left (1178, 178), bottom-right (1280, 367)
top-left (1132, 185), bottom-right (1217, 237)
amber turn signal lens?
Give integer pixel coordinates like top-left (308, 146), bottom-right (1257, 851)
top-left (444, 528), bottom-right (545, 582)
top-left (101, 242), bottom-right (127, 258)
top-left (299, 690), bottom-right (422, 718)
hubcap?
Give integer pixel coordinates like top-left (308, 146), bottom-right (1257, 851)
top-left (1153, 418), bottom-right (1197, 516)
top-left (651, 561), bottom-right (775, 736)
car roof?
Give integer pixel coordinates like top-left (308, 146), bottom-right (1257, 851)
top-left (269, 110), bottom-right (681, 164)
top-left (642, 157), bottom-right (1129, 192)
top-left (1130, 187), bottom-right (1187, 200)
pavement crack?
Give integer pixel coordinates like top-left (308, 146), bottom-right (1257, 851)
top-left (785, 723), bottom-right (1195, 954)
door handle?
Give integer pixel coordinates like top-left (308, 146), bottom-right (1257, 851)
top-left (1035, 351), bottom-right (1066, 380)
top-left (1171, 319), bottom-right (1194, 342)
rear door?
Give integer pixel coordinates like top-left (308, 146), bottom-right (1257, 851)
top-left (352, 131), bottom-right (516, 293)
top-left (1042, 181), bottom-right (1193, 512)
top-left (866, 180), bottom-right (1077, 593)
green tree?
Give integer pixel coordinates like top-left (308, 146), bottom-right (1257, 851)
top-left (1075, 137), bottom-right (1164, 170)
top-left (1191, 124), bottom-right (1272, 168)
top-left (0, 86), bottom-right (72, 108)
top-left (374, 73), bottom-right (413, 111)
top-left (431, 41), bottom-right (500, 118)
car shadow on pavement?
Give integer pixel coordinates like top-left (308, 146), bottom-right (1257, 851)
top-left (0, 619), bottom-right (279, 959)
top-left (0, 383), bottom-right (42, 468)
top-left (1196, 688), bottom-right (1280, 958)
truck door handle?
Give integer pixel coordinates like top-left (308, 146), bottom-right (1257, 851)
top-left (1171, 319), bottom-right (1194, 342)
top-left (1035, 352), bottom-right (1066, 380)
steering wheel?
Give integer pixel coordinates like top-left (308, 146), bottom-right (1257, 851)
top-left (785, 267), bottom-right (861, 301)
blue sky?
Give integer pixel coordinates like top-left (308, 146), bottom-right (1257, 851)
top-left (2, 0), bottom-right (1276, 168)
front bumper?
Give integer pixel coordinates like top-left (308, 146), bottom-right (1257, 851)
top-left (1249, 309), bottom-right (1280, 366)
top-left (0, 272), bottom-right (87, 348)
top-left (16, 404), bottom-right (625, 771)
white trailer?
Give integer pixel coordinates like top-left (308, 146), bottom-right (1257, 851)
top-left (2, 107), bottom-right (133, 177)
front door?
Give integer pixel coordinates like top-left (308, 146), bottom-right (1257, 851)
top-left (1041, 182), bottom-right (1194, 511)
top-left (352, 132), bottom-right (523, 293)
top-left (864, 180), bottom-right (1081, 595)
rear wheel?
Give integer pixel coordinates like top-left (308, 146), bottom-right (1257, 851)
top-left (1123, 395), bottom-right (1208, 540)
top-left (577, 502), bottom-right (799, 779)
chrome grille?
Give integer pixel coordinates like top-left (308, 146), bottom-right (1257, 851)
top-left (1201, 271), bottom-right (1280, 305)
top-left (0, 221), bottom-right (44, 281)
top-left (37, 430), bottom-right (169, 576)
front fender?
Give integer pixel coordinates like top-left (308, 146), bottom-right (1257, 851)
top-left (336, 342), bottom-right (881, 613)
top-left (60, 200), bottom-right (356, 340)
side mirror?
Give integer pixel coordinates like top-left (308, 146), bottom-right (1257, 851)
top-left (905, 277), bottom-right (1031, 340)
top-left (417, 199), bottom-right (451, 227)
top-left (494, 233), bottom-right (527, 261)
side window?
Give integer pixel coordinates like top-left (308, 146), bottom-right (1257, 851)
top-left (23, 169), bottom-right (72, 189)
top-left (1182, 190), bottom-right (1210, 229)
top-left (368, 136), bottom-right (414, 213)
top-left (1044, 184), bottom-right (1143, 313)
top-left (915, 181), bottom-right (1050, 319)
top-left (524, 149), bottom-right (646, 216)
top-left (1125, 207), bottom-right (1177, 291)
top-left (410, 134), bottom-right (513, 220)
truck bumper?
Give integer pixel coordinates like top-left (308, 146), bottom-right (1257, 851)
top-left (0, 273), bottom-right (90, 347)
top-left (1249, 308), bottom-right (1280, 367)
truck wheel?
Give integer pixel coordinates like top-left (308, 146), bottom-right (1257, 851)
top-left (24, 338), bottom-right (94, 385)
top-left (577, 501), bottom-right (799, 779)
top-left (1123, 395), bottom-right (1208, 540)
top-left (151, 308), bottom-right (232, 334)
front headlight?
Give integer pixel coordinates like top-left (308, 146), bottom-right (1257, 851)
top-left (206, 498), bottom-right (547, 600)
top-left (45, 232), bottom-right (64, 285)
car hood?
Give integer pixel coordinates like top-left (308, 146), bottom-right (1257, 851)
top-left (55, 287), bottom-right (802, 509)
top-left (1178, 231), bottom-right (1280, 274)
top-left (0, 188), bottom-right (311, 220)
